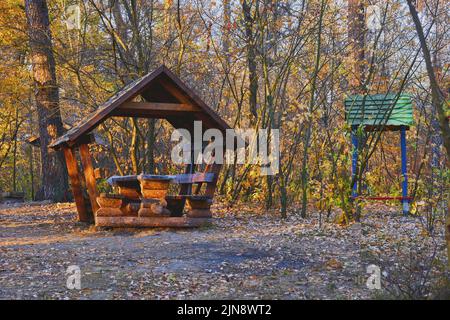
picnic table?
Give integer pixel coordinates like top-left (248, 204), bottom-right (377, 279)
top-left (95, 173), bottom-right (215, 227)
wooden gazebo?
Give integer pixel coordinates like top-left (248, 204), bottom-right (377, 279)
top-left (50, 65), bottom-right (230, 227)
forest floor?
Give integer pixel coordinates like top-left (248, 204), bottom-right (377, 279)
top-left (0, 199), bottom-right (448, 300)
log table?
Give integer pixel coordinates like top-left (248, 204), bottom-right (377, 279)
top-left (95, 174), bottom-right (213, 228)
top-left (137, 174), bottom-right (174, 217)
top-left (107, 175), bottom-right (142, 200)
top-left (107, 175), bottom-right (143, 216)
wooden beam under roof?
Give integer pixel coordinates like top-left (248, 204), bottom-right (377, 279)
top-left (115, 101), bottom-right (199, 114)
top-left (49, 65), bottom-right (231, 149)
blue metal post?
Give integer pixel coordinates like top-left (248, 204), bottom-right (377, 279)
top-left (400, 126), bottom-right (409, 215)
top-left (351, 129), bottom-right (358, 198)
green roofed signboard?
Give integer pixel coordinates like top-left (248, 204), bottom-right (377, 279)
top-left (345, 94), bottom-right (414, 127)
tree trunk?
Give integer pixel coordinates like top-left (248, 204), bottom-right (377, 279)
top-left (348, 0), bottom-right (366, 92)
top-left (406, 0), bottom-right (450, 267)
top-left (406, 0), bottom-right (450, 162)
top-left (222, 0), bottom-right (231, 66)
top-left (347, 0), bottom-right (366, 222)
top-left (25, 0), bottom-right (68, 202)
top-left (300, 0), bottom-right (326, 218)
top-left (242, 0), bottom-right (259, 125)
top-left (12, 105), bottom-right (18, 191)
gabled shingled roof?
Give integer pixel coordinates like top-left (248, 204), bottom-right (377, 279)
top-left (345, 94), bottom-right (414, 128)
top-left (50, 65), bottom-right (230, 148)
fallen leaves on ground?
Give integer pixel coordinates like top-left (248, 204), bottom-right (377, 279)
top-left (0, 200), bottom-right (448, 300)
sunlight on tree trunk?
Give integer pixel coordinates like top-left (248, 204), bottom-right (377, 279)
top-left (24, 0), bottom-right (68, 202)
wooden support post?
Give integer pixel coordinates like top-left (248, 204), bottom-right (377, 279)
top-left (62, 146), bottom-right (92, 222)
top-left (400, 126), bottom-right (409, 215)
top-left (179, 164), bottom-right (194, 195)
top-left (205, 164), bottom-right (222, 197)
top-left (351, 128), bottom-right (358, 197)
top-left (79, 143), bottom-right (99, 216)
top-left (180, 135), bottom-right (198, 196)
top-left (175, 121), bottom-right (197, 215)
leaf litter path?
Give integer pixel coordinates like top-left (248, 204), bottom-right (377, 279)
top-left (0, 201), bottom-right (445, 299)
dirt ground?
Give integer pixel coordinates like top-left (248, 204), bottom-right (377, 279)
top-left (0, 200), bottom-right (448, 300)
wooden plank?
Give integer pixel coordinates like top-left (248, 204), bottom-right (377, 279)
top-left (205, 164), bottom-right (222, 197)
top-left (187, 209), bottom-right (212, 218)
top-left (62, 147), bottom-right (92, 222)
top-left (95, 216), bottom-right (212, 228)
top-left (79, 144), bottom-right (99, 215)
top-left (173, 172), bottom-right (215, 184)
top-left (166, 195), bottom-right (212, 200)
top-left (118, 101), bottom-right (199, 112)
top-left (194, 161), bottom-right (213, 194)
top-left (113, 110), bottom-right (195, 119)
top-left (177, 163), bottom-right (195, 214)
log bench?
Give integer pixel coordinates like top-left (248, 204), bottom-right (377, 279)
top-left (96, 193), bottom-right (124, 216)
top-left (166, 173), bottom-right (215, 218)
top-left (0, 191), bottom-right (25, 204)
top-left (185, 196), bottom-right (213, 218)
top-left (165, 195), bottom-right (213, 217)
